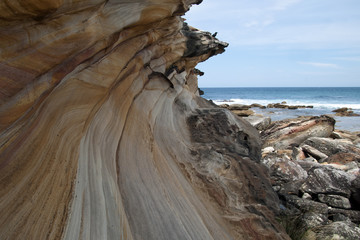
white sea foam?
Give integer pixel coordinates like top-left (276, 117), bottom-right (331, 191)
top-left (214, 98), bottom-right (360, 110)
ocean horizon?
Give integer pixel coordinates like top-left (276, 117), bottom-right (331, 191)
top-left (200, 87), bottom-right (360, 131)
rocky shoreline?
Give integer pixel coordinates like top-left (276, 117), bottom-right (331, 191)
top-left (231, 104), bottom-right (360, 239)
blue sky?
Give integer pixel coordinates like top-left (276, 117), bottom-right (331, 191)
top-left (185, 0), bottom-right (360, 87)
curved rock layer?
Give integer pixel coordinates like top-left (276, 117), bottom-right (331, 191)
top-left (0, 1), bottom-right (288, 239)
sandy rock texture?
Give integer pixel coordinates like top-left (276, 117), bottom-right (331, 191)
top-left (0, 1), bottom-right (289, 239)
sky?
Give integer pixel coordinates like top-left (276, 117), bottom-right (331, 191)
top-left (185, 0), bottom-right (360, 87)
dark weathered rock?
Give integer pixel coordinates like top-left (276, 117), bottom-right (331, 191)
top-left (301, 144), bottom-right (328, 161)
top-left (333, 107), bottom-right (350, 113)
top-left (297, 159), bottom-right (321, 171)
top-left (284, 195), bottom-right (329, 215)
top-left (332, 107), bottom-right (360, 116)
top-left (331, 129), bottom-right (360, 146)
top-left (244, 115), bottom-right (271, 131)
top-left (328, 208), bottom-right (360, 223)
top-left (326, 152), bottom-right (360, 165)
top-left (273, 103), bottom-right (288, 109)
top-left (187, 108), bottom-right (261, 161)
top-left (300, 167), bottom-right (352, 198)
top-left (261, 116), bottom-right (335, 149)
top-left (350, 176), bottom-right (360, 210)
top-left (302, 212), bottom-right (329, 228)
top-left (262, 155), bottom-right (308, 185)
top-left (292, 147), bottom-right (306, 160)
top-left (310, 221), bottom-right (360, 240)
top-left (332, 213), bottom-right (352, 222)
top-left (303, 137), bottom-right (360, 157)
top-left (318, 194), bottom-right (351, 209)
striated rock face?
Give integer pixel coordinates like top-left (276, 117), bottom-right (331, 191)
top-left (0, 1), bottom-right (288, 239)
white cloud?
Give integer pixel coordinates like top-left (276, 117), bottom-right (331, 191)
top-left (299, 62), bottom-right (340, 69)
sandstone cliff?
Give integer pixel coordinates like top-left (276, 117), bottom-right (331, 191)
top-left (0, 1), bottom-right (288, 239)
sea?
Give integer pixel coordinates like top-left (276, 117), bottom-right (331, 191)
top-left (201, 87), bottom-right (360, 132)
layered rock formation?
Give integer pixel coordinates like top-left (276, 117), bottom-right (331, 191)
top-left (0, 1), bottom-right (289, 239)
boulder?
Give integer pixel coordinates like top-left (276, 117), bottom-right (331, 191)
top-left (262, 155), bottom-right (308, 184)
top-left (309, 221), bottom-right (360, 240)
top-left (318, 194), bottom-right (351, 209)
top-left (273, 103), bottom-right (288, 108)
top-left (228, 104), bottom-right (251, 111)
top-left (333, 107), bottom-right (349, 113)
top-left (300, 167), bottom-right (352, 198)
top-left (261, 116), bottom-right (335, 149)
top-left (244, 115), bottom-right (271, 131)
top-left (250, 103), bottom-right (266, 109)
top-left (231, 109), bottom-right (254, 117)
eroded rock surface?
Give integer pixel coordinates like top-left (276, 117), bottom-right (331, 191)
top-left (0, 1), bottom-right (288, 239)
top-left (261, 116), bottom-right (335, 149)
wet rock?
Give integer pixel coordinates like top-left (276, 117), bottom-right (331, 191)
top-left (310, 221), bottom-right (360, 240)
top-left (333, 107), bottom-right (360, 116)
top-left (287, 106), bottom-right (298, 110)
top-left (244, 115), bottom-right (271, 131)
top-left (300, 167), bottom-right (352, 198)
top-left (261, 116), bottom-right (335, 149)
top-left (318, 194), bottom-right (351, 209)
top-left (333, 107), bottom-right (350, 113)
